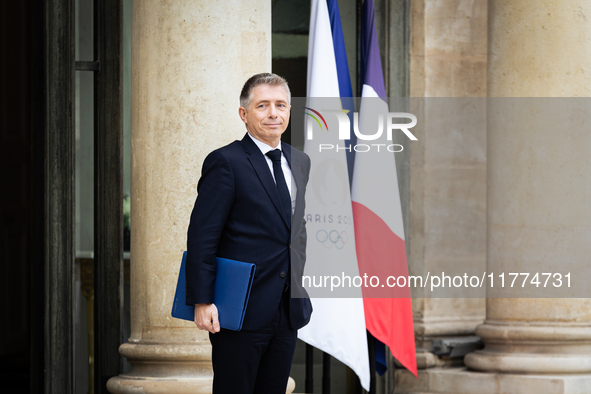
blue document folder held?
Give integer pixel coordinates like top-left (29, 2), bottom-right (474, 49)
top-left (171, 251), bottom-right (256, 331)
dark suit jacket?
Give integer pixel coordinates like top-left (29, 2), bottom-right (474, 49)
top-left (185, 133), bottom-right (312, 331)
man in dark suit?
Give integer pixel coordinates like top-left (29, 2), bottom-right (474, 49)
top-left (185, 73), bottom-right (312, 393)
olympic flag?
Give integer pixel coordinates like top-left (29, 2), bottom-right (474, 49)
top-left (351, 0), bottom-right (417, 377)
top-left (297, 0), bottom-right (370, 390)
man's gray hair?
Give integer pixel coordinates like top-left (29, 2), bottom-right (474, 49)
top-left (240, 73), bottom-right (291, 109)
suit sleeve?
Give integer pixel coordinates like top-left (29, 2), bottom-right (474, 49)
top-left (185, 149), bottom-right (235, 305)
top-left (300, 154), bottom-right (311, 264)
top-left (291, 152), bottom-right (311, 298)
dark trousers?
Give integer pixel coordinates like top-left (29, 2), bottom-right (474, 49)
top-left (209, 290), bottom-right (297, 394)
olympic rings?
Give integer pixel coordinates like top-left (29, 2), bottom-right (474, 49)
top-left (316, 230), bottom-right (348, 249)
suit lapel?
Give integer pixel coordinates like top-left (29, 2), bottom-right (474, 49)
top-left (241, 134), bottom-right (291, 229)
top-left (282, 142), bottom-right (305, 226)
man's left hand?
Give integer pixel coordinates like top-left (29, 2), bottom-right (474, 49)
top-left (194, 303), bottom-right (220, 334)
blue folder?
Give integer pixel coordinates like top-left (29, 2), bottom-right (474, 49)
top-left (171, 251), bottom-right (256, 331)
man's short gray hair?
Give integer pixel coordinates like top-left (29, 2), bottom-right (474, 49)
top-left (240, 73), bottom-right (291, 109)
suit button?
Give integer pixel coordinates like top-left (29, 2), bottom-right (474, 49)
top-left (280, 271), bottom-right (286, 278)
top-left (289, 244), bottom-right (292, 249)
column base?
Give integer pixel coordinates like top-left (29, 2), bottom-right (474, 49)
top-left (395, 367), bottom-right (591, 394)
top-left (107, 342), bottom-right (296, 394)
top-left (464, 351), bottom-right (591, 374)
top-left (106, 341), bottom-right (214, 393)
top-left (463, 322), bottom-right (591, 374)
top-left (108, 376), bottom-right (296, 394)
top-left (107, 376), bottom-right (213, 394)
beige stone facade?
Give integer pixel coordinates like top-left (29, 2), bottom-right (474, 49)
top-left (398, 0), bottom-right (591, 393)
top-left (105, 1), bottom-right (591, 393)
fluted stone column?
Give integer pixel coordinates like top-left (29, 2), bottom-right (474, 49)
top-left (464, 0), bottom-right (591, 388)
top-left (107, 1), bottom-right (271, 393)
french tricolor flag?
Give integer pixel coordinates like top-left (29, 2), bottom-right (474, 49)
top-left (352, 0), bottom-right (417, 377)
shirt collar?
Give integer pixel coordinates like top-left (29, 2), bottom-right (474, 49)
top-left (247, 132), bottom-right (282, 155)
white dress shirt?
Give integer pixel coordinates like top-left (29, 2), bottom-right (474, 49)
top-left (247, 133), bottom-right (297, 213)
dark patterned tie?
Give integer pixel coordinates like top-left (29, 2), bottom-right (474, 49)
top-left (266, 149), bottom-right (291, 225)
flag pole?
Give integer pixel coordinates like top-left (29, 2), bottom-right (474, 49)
top-left (322, 352), bottom-right (331, 393)
top-left (356, 0), bottom-right (362, 96)
top-left (306, 344), bottom-right (314, 392)
top-left (367, 331), bottom-right (377, 394)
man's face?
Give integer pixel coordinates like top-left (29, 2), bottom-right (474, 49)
top-left (239, 84), bottom-right (290, 147)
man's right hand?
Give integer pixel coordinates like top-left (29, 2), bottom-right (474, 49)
top-left (194, 303), bottom-right (220, 334)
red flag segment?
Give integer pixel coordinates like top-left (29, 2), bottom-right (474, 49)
top-left (352, 201), bottom-right (418, 377)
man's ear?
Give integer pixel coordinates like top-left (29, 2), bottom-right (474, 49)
top-left (238, 107), bottom-right (247, 124)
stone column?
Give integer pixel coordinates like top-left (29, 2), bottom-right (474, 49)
top-left (107, 1), bottom-right (271, 393)
top-left (407, 0), bottom-right (488, 369)
top-left (463, 0), bottom-right (591, 389)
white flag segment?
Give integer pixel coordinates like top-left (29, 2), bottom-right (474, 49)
top-left (306, 0), bottom-right (339, 98)
top-left (351, 84), bottom-right (405, 241)
top-left (298, 298), bottom-right (369, 388)
top-left (298, 0), bottom-right (370, 390)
